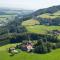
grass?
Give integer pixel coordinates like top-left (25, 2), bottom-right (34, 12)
top-left (37, 13), bottom-right (58, 19)
top-left (0, 44), bottom-right (60, 60)
top-left (22, 19), bottom-right (40, 26)
top-left (22, 19), bottom-right (60, 34)
top-left (53, 11), bottom-right (60, 15)
top-left (25, 25), bottom-right (60, 39)
top-left (38, 13), bottom-right (60, 19)
top-left (25, 25), bottom-right (60, 34)
top-left (22, 19), bottom-right (60, 39)
top-left (37, 11), bottom-right (60, 19)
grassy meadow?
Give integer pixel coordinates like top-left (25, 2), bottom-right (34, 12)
top-left (22, 19), bottom-right (60, 40)
top-left (0, 44), bottom-right (60, 60)
top-left (25, 25), bottom-right (60, 34)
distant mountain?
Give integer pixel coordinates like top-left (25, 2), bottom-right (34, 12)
top-left (0, 8), bottom-right (33, 26)
top-left (0, 8), bottom-right (33, 15)
top-left (18, 5), bottom-right (60, 20)
top-left (32, 5), bottom-right (60, 16)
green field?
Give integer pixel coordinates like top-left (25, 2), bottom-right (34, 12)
top-left (22, 19), bottom-right (60, 38)
top-left (22, 19), bottom-right (60, 34)
top-left (25, 25), bottom-right (60, 34)
top-left (0, 44), bottom-right (60, 60)
top-left (25, 25), bottom-right (60, 39)
top-left (22, 19), bottom-right (40, 26)
top-left (37, 11), bottom-right (60, 19)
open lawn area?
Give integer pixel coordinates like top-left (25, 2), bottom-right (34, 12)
top-left (0, 44), bottom-right (60, 60)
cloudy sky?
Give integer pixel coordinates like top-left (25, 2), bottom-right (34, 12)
top-left (0, 0), bottom-right (60, 10)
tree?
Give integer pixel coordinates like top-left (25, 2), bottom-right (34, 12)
top-left (47, 42), bottom-right (52, 52)
top-left (34, 39), bottom-right (48, 54)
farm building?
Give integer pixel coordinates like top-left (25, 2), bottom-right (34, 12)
top-left (20, 41), bottom-right (33, 52)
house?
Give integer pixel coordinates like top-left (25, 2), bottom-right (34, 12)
top-left (21, 41), bottom-right (33, 52)
top-left (27, 44), bottom-right (33, 52)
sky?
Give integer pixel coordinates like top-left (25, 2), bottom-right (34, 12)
top-left (0, 0), bottom-right (60, 10)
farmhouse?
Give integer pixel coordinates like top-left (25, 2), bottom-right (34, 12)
top-left (21, 41), bottom-right (33, 52)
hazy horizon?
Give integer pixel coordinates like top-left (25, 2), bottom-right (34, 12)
top-left (0, 0), bottom-right (60, 10)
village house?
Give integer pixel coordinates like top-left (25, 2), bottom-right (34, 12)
top-left (20, 41), bottom-right (33, 52)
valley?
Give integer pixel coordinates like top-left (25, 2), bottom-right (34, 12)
top-left (0, 5), bottom-right (60, 60)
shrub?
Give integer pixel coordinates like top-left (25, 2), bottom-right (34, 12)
top-left (56, 43), bottom-right (60, 48)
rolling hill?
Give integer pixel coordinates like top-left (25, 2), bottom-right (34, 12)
top-left (21, 5), bottom-right (60, 39)
top-left (22, 5), bottom-right (60, 26)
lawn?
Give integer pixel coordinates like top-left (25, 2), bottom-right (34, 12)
top-left (0, 44), bottom-right (60, 60)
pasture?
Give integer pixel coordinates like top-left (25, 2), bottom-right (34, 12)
top-left (0, 44), bottom-right (60, 60)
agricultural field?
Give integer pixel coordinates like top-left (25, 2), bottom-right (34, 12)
top-left (0, 44), bottom-right (60, 60)
top-left (37, 11), bottom-right (60, 19)
top-left (25, 25), bottom-right (60, 34)
top-left (22, 19), bottom-right (40, 26)
top-left (22, 19), bottom-right (60, 39)
top-left (25, 25), bottom-right (60, 39)
top-left (22, 20), bottom-right (60, 34)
